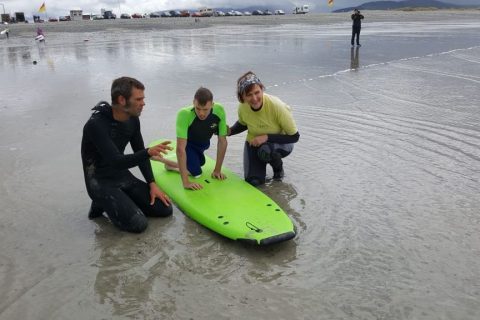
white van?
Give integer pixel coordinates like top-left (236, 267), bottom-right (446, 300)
top-left (293, 5), bottom-right (309, 14)
top-left (199, 7), bottom-right (213, 17)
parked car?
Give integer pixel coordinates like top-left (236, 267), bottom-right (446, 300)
top-left (191, 12), bottom-right (202, 17)
top-left (180, 10), bottom-right (190, 17)
top-left (214, 10), bottom-right (225, 16)
top-left (131, 13), bottom-right (143, 18)
top-left (226, 10), bottom-right (235, 16)
top-left (48, 18), bottom-right (58, 22)
top-left (243, 11), bottom-right (252, 16)
top-left (252, 10), bottom-right (263, 16)
top-left (169, 10), bottom-right (181, 17)
top-left (59, 16), bottom-right (71, 21)
top-left (161, 11), bottom-right (171, 17)
top-left (149, 12), bottom-right (160, 18)
top-left (92, 15), bottom-right (104, 20)
top-left (103, 11), bottom-right (116, 19)
top-left (120, 13), bottom-right (131, 19)
top-left (274, 10), bottom-right (285, 15)
top-left (263, 10), bottom-right (273, 15)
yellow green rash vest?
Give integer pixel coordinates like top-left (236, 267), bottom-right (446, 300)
top-left (237, 93), bottom-right (298, 143)
top-left (176, 103), bottom-right (228, 143)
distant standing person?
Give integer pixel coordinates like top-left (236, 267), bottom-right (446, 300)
top-left (351, 9), bottom-right (364, 47)
top-left (81, 77), bottom-right (173, 233)
top-left (229, 72), bottom-right (300, 186)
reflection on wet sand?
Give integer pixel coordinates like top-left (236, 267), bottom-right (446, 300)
top-left (93, 223), bottom-right (178, 318)
top-left (350, 46), bottom-right (360, 70)
top-left (261, 181), bottom-right (306, 234)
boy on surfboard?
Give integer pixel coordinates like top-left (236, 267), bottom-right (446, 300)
top-left (153, 87), bottom-right (228, 190)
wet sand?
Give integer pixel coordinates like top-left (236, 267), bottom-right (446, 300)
top-left (1, 10), bottom-right (480, 320)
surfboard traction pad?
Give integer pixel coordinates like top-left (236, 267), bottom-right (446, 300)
top-left (149, 139), bottom-right (296, 245)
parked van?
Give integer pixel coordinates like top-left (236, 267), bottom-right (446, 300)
top-left (199, 7), bottom-right (213, 17)
top-left (293, 5), bottom-right (309, 14)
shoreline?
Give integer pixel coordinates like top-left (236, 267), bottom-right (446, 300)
top-left (4, 10), bottom-right (480, 35)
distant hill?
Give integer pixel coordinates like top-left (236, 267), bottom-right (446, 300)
top-left (333, 0), bottom-right (468, 13)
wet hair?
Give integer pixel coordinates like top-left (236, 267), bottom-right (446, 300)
top-left (194, 87), bottom-right (213, 106)
top-left (236, 71), bottom-right (265, 103)
top-left (111, 77), bottom-right (145, 105)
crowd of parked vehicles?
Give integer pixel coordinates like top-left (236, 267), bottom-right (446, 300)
top-left (26, 7), bottom-right (296, 23)
top-left (117, 9), bottom-right (288, 19)
top-left (2, 5), bottom-right (308, 24)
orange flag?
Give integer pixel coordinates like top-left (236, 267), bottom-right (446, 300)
top-left (328, 0), bottom-right (334, 7)
top-left (38, 2), bottom-right (46, 13)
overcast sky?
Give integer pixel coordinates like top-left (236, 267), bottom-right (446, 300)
top-left (1, 0), bottom-right (480, 17)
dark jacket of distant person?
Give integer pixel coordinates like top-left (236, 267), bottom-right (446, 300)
top-left (351, 10), bottom-right (364, 28)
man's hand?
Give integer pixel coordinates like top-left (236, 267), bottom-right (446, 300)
top-left (211, 170), bottom-right (226, 180)
top-left (150, 155), bottom-right (164, 162)
top-left (148, 141), bottom-right (172, 158)
top-left (149, 182), bottom-right (171, 206)
top-left (249, 135), bottom-right (268, 147)
top-left (183, 181), bottom-right (203, 190)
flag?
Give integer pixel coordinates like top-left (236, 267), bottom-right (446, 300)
top-left (328, 0), bottom-right (334, 7)
top-left (38, 2), bottom-right (46, 13)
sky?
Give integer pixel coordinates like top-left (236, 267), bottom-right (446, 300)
top-left (1, 0), bottom-right (480, 17)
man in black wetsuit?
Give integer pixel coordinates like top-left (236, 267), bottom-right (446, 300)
top-left (81, 77), bottom-right (173, 233)
top-left (351, 9), bottom-right (364, 47)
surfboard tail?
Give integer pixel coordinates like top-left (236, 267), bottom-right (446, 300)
top-left (238, 231), bottom-right (296, 246)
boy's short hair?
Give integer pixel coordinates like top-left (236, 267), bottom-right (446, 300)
top-left (194, 87), bottom-right (213, 106)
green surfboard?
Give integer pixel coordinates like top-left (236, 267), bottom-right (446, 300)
top-left (149, 139), bottom-right (296, 245)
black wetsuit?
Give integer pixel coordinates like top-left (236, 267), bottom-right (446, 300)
top-left (81, 101), bottom-right (172, 233)
top-left (351, 13), bottom-right (364, 46)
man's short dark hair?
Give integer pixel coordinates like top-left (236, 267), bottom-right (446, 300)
top-left (194, 87), bottom-right (213, 106)
top-left (111, 77), bottom-right (145, 105)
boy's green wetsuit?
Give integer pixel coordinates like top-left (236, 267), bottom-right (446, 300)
top-left (176, 103), bottom-right (227, 176)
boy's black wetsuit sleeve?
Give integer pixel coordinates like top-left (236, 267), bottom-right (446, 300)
top-left (86, 118), bottom-right (151, 175)
top-left (268, 131), bottom-right (300, 144)
top-left (229, 121), bottom-right (248, 136)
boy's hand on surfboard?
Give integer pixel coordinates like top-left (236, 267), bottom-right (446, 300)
top-left (211, 171), bottom-right (226, 180)
top-left (183, 181), bottom-right (203, 190)
top-left (149, 183), bottom-right (171, 206)
top-left (148, 141), bottom-right (173, 157)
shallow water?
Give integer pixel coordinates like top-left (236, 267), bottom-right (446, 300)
top-left (1, 14), bottom-right (480, 320)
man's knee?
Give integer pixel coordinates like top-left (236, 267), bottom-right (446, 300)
top-left (148, 201), bottom-right (173, 217)
top-left (122, 214), bottom-right (148, 233)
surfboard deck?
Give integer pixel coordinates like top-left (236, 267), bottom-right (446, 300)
top-left (149, 139), bottom-right (296, 245)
